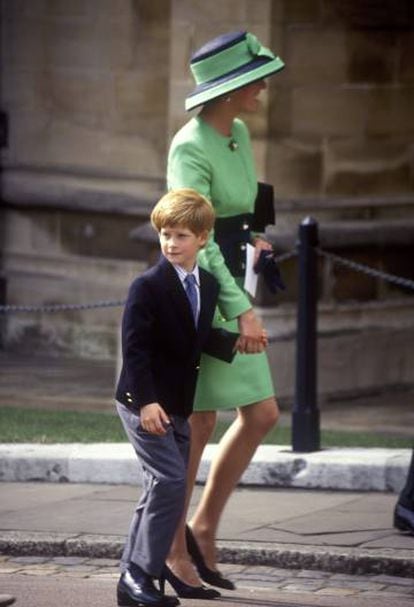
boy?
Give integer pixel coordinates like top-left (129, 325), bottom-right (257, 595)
top-left (115, 188), bottom-right (238, 607)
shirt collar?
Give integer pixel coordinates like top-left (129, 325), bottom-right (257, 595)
top-left (173, 263), bottom-right (200, 286)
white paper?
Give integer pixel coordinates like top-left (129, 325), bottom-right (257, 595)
top-left (244, 243), bottom-right (258, 297)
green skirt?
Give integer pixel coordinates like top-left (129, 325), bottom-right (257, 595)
top-left (193, 306), bottom-right (275, 412)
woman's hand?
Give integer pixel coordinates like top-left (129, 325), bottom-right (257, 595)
top-left (235, 328), bottom-right (267, 354)
top-left (237, 309), bottom-right (265, 354)
top-left (253, 236), bottom-right (273, 264)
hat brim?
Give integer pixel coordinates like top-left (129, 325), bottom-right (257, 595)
top-left (185, 57), bottom-right (285, 111)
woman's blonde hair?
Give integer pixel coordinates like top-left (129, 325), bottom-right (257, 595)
top-left (151, 188), bottom-right (215, 235)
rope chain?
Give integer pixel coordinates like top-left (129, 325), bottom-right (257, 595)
top-left (317, 248), bottom-right (414, 292)
top-left (1, 246), bottom-right (413, 313)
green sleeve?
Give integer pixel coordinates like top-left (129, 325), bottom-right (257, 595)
top-left (168, 141), bottom-right (251, 320)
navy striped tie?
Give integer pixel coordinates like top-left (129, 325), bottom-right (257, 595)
top-left (184, 274), bottom-right (198, 324)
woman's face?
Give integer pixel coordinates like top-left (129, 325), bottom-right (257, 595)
top-left (230, 79), bottom-right (267, 113)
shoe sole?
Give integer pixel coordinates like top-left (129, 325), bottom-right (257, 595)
top-left (117, 589), bottom-right (166, 607)
top-left (395, 520), bottom-right (414, 533)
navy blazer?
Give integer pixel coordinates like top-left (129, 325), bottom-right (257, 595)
top-left (116, 256), bottom-right (238, 418)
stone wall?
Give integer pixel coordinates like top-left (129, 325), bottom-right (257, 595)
top-left (2, 0), bottom-right (413, 205)
top-left (1, 0), bottom-right (170, 178)
top-left (0, 0), bottom-right (170, 357)
top-left (267, 0), bottom-right (414, 205)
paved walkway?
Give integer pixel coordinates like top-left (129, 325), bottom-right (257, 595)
top-left (1, 481), bottom-right (413, 578)
top-left (2, 553), bottom-right (414, 606)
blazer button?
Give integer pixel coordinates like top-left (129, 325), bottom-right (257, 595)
top-left (195, 365), bottom-right (200, 371)
top-left (126, 392), bottom-right (131, 397)
top-left (127, 397), bottom-right (133, 403)
top-left (242, 223), bottom-right (249, 230)
top-left (240, 243), bottom-right (246, 251)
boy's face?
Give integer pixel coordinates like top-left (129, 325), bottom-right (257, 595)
top-left (159, 225), bottom-right (208, 272)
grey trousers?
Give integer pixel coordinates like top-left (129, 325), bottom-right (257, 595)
top-left (116, 402), bottom-right (190, 577)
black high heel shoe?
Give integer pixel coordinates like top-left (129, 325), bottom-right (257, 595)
top-left (185, 525), bottom-right (236, 590)
top-left (160, 565), bottom-right (221, 600)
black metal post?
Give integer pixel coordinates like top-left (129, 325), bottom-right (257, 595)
top-left (292, 217), bottom-right (320, 452)
top-left (0, 275), bottom-right (6, 349)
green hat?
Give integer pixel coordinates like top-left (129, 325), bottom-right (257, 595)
top-left (185, 31), bottom-right (285, 111)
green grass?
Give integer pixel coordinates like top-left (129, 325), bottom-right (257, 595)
top-left (0, 407), bottom-right (412, 448)
top-left (0, 407), bottom-right (127, 444)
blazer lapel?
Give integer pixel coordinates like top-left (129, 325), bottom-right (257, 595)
top-left (198, 269), bottom-right (217, 340)
top-left (159, 257), bottom-right (196, 335)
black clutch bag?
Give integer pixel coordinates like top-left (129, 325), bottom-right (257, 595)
top-left (252, 182), bottom-right (275, 232)
top-left (254, 250), bottom-right (286, 294)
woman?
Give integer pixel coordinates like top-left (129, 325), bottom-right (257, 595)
top-left (164, 31), bottom-right (285, 598)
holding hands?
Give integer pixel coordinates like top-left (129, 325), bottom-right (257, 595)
top-left (236, 309), bottom-right (267, 354)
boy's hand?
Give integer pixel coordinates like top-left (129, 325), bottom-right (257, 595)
top-left (140, 403), bottom-right (171, 435)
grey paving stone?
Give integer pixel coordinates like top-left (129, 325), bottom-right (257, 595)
top-left (324, 579), bottom-right (386, 591)
top-left (52, 556), bottom-right (88, 566)
top-left (370, 573), bottom-right (414, 586)
top-left (84, 558), bottom-right (119, 567)
top-left (281, 581), bottom-right (326, 591)
top-left (10, 556), bottom-right (50, 564)
top-left (296, 569), bottom-right (331, 578)
top-left (383, 584), bottom-right (414, 595)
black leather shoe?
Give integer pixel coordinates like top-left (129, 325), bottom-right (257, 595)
top-left (160, 565), bottom-right (221, 599)
top-left (185, 525), bottom-right (235, 590)
top-left (394, 503), bottom-right (414, 534)
top-left (117, 567), bottom-right (179, 607)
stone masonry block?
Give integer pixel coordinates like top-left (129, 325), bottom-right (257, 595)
top-left (11, 112), bottom-right (162, 176)
top-left (321, 0), bottom-right (413, 30)
top-left (324, 137), bottom-right (412, 196)
top-left (292, 86), bottom-right (368, 137)
top-left (366, 86), bottom-right (414, 136)
top-left (48, 72), bottom-right (111, 129)
top-left (1, 13), bottom-right (47, 69)
top-left (325, 137), bottom-right (411, 165)
top-left (324, 163), bottom-right (410, 196)
top-left (174, 0), bottom-right (249, 24)
top-left (169, 23), bottom-right (194, 81)
top-left (268, 84), bottom-right (292, 136)
top-left (246, 0), bottom-right (274, 25)
top-left (168, 83), bottom-right (193, 136)
top-left (105, 129), bottom-right (164, 176)
top-left (284, 28), bottom-right (347, 86)
top-left (399, 31), bottom-right (414, 83)
top-left (43, 0), bottom-right (92, 18)
top-left (46, 19), bottom-right (110, 70)
top-left (1, 69), bottom-right (44, 112)
top-left (113, 72), bottom-right (168, 135)
top-left (345, 30), bottom-right (398, 84)
top-left (267, 139), bottom-right (323, 197)
top-left (281, 0), bottom-right (322, 24)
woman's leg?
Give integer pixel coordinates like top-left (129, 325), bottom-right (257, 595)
top-left (189, 397), bottom-right (279, 569)
top-left (166, 410), bottom-right (217, 584)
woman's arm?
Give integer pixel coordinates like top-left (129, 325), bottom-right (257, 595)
top-left (168, 139), bottom-right (264, 349)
